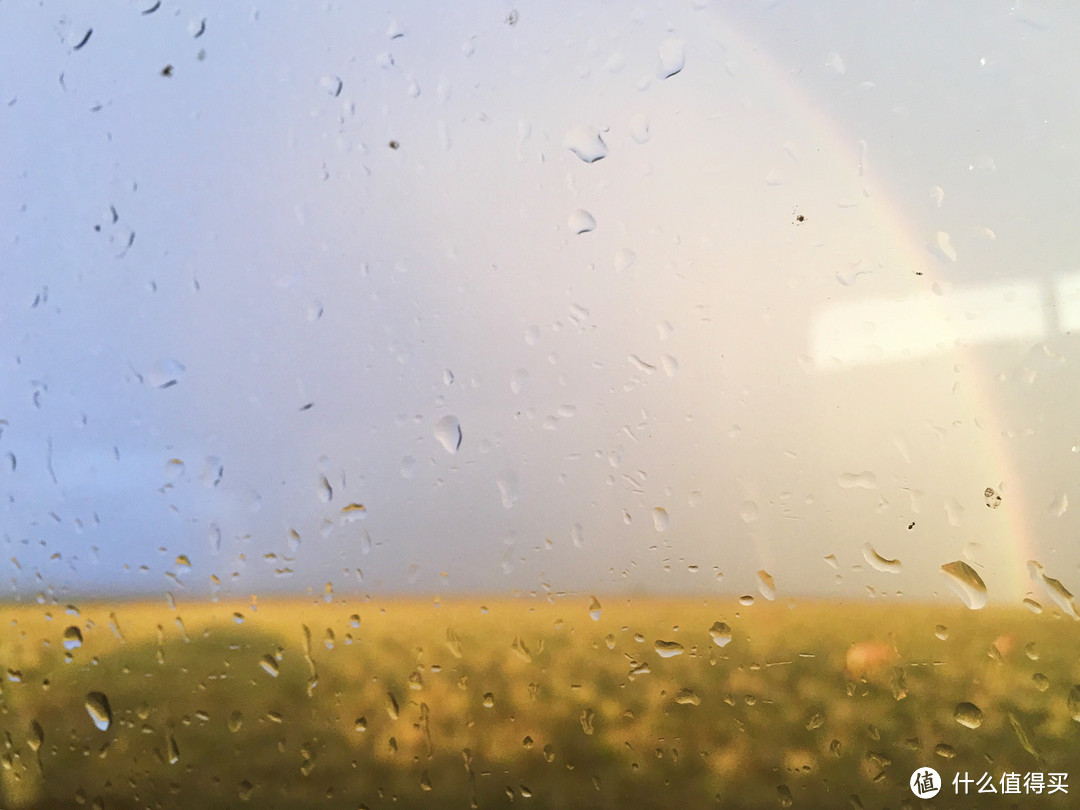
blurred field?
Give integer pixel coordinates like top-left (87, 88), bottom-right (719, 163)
top-left (1, 595), bottom-right (1079, 809)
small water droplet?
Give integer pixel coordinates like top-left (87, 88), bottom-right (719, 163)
top-left (434, 415), bottom-right (463, 453)
top-left (862, 544), bottom-right (902, 574)
top-left (654, 640), bottom-right (684, 658)
top-left (941, 561), bottom-right (987, 610)
top-left (63, 625), bottom-right (83, 650)
top-left (386, 692), bottom-right (400, 720)
top-left (739, 594), bottom-right (755, 606)
top-left (580, 707), bottom-right (595, 734)
top-left (85, 692), bottom-right (112, 731)
top-left (984, 486), bottom-right (1002, 508)
top-left (657, 39), bottom-right (686, 79)
top-left (589, 596), bottom-right (602, 621)
top-left (953, 702), bottom-right (983, 729)
top-left (482, 692), bottom-right (495, 708)
top-left (674, 688), bottom-right (700, 706)
top-left (1032, 673), bottom-right (1050, 692)
top-left (709, 621), bottom-right (732, 647)
top-left (564, 126), bottom-right (608, 163)
top-left (568, 209), bottom-right (596, 234)
top-left (317, 475), bottom-right (333, 503)
top-left (805, 711), bottom-right (825, 730)
top-left (628, 115), bottom-right (649, 144)
top-left (934, 625), bottom-right (949, 640)
top-left (228, 711), bottom-right (243, 732)
top-left (652, 507), bottom-right (669, 532)
top-left (259, 654), bottom-right (280, 677)
top-left (238, 780), bottom-right (254, 800)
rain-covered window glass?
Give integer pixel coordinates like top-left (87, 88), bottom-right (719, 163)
top-left (5, 2), bottom-right (1080, 807)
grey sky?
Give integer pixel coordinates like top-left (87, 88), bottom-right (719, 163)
top-left (4, 0), bottom-right (1080, 607)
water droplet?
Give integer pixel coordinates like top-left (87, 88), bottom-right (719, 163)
top-left (1027, 561), bottom-right (1080, 619)
top-left (838, 471), bottom-right (877, 489)
top-left (628, 115), bottom-right (649, 144)
top-left (589, 596), bottom-right (602, 621)
top-left (27, 720), bottom-right (43, 751)
top-left (238, 780), bottom-right (254, 800)
top-left (862, 544), bottom-right (902, 574)
top-left (320, 75), bottom-right (343, 97)
top-left (259, 654), bottom-right (280, 677)
top-left (1068, 685), bottom-right (1080, 721)
top-left (386, 692), bottom-right (400, 720)
top-left (482, 692), bottom-right (495, 708)
top-left (805, 711), bottom-right (825, 730)
top-left (1049, 492), bottom-right (1069, 517)
top-left (1032, 673), bottom-right (1050, 692)
top-left (739, 595), bottom-right (755, 606)
top-left (564, 126), bottom-right (607, 163)
top-left (652, 507), bottom-right (669, 532)
top-left (709, 621), bottom-right (732, 647)
top-left (674, 688), bottom-right (700, 706)
top-left (934, 625), bottom-right (949, 640)
top-left (757, 570), bottom-right (776, 601)
top-left (228, 711), bottom-right (243, 732)
top-left (739, 501), bottom-right (759, 523)
top-left (572, 523), bottom-right (584, 549)
top-left (654, 640), bottom-right (684, 658)
top-left (934, 231), bottom-right (957, 262)
top-left (63, 625), bottom-right (83, 650)
top-left (935, 743), bottom-right (955, 759)
top-left (434, 415), bottom-right (462, 453)
top-left (580, 707), bottom-right (595, 734)
top-left (941, 561), bottom-right (987, 609)
top-left (85, 692), bottom-right (112, 731)
top-left (496, 470), bottom-right (520, 509)
top-left (984, 486), bottom-right (1002, 508)
top-left (567, 209), bottom-right (596, 234)
top-left (166, 734), bottom-right (180, 764)
top-left (316, 475), bottom-right (333, 503)
top-left (657, 39), bottom-right (686, 79)
top-left (953, 702), bottom-right (983, 729)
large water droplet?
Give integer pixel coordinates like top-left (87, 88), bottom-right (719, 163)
top-left (27, 720), bottom-right (43, 751)
top-left (654, 640), bottom-right (684, 658)
top-left (564, 126), bottom-right (608, 163)
top-left (259, 654), bottom-right (280, 677)
top-left (652, 507), bottom-right (669, 532)
top-left (657, 39), bottom-right (686, 79)
top-left (568, 209), bottom-right (596, 234)
top-left (709, 621), bottom-right (732, 647)
top-left (589, 596), bottom-right (602, 621)
top-left (497, 470), bottom-right (520, 509)
top-left (1068, 685), bottom-right (1080, 721)
top-left (757, 570), bottom-right (776, 601)
top-left (838, 471), bottom-right (877, 489)
top-left (85, 692), bottom-right (112, 731)
top-left (166, 734), bottom-right (180, 764)
top-left (862, 544), bottom-right (902, 574)
top-left (674, 688), bottom-right (700, 706)
top-left (1027, 561), bottom-right (1080, 619)
top-left (953, 702), bottom-right (983, 729)
top-left (941, 561), bottom-right (987, 609)
top-left (434, 415), bottom-right (462, 453)
top-left (63, 625), bottom-right (83, 650)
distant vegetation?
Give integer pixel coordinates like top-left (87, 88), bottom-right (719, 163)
top-left (0, 597), bottom-right (1078, 809)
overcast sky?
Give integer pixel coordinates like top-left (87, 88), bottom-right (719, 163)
top-left (4, 0), bottom-right (1080, 608)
